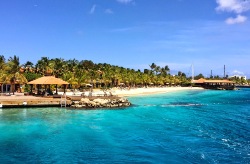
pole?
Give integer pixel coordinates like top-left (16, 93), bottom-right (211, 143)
top-left (192, 64), bottom-right (194, 82)
top-left (224, 65), bottom-right (226, 79)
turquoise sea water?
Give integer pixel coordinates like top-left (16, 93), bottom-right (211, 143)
top-left (0, 89), bottom-right (249, 163)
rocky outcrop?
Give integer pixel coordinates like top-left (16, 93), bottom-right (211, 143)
top-left (70, 97), bottom-right (131, 109)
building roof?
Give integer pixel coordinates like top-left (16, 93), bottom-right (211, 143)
top-left (192, 78), bottom-right (206, 83)
top-left (193, 78), bottom-right (234, 84)
top-left (204, 79), bottom-right (234, 83)
top-left (27, 76), bottom-right (69, 85)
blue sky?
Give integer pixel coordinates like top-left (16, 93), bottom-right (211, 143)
top-left (1, 0), bottom-right (250, 78)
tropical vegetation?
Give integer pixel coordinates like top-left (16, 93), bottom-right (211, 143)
top-left (0, 55), bottom-right (247, 93)
top-left (0, 55), bottom-right (193, 92)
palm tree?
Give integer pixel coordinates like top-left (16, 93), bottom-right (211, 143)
top-left (164, 65), bottom-right (170, 74)
top-left (5, 55), bottom-right (27, 93)
top-left (0, 55), bottom-right (193, 92)
top-left (35, 57), bottom-right (50, 75)
top-left (66, 59), bottom-right (79, 73)
top-left (150, 63), bottom-right (156, 70)
top-left (155, 66), bottom-right (161, 75)
top-left (7, 55), bottom-right (20, 74)
top-left (50, 58), bottom-right (65, 77)
top-left (0, 55), bottom-right (6, 88)
top-left (22, 61), bottom-right (34, 73)
top-left (0, 55), bottom-right (6, 71)
top-left (149, 63), bottom-right (157, 75)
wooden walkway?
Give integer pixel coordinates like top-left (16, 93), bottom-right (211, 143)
top-left (0, 95), bottom-right (71, 108)
top-left (0, 95), bottom-right (120, 108)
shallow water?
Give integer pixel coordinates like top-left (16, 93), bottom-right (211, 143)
top-left (0, 89), bottom-right (249, 163)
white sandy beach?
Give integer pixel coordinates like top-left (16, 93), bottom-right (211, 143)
top-left (55, 86), bottom-right (203, 97)
top-left (0, 87), bottom-right (203, 101)
top-left (111, 87), bottom-right (203, 97)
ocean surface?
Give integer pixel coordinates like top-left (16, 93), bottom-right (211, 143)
top-left (0, 89), bottom-right (249, 163)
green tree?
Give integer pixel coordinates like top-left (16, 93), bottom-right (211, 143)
top-left (6, 55), bottom-right (27, 93)
top-left (194, 73), bottom-right (204, 80)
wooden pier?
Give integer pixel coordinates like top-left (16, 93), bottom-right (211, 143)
top-left (0, 94), bottom-right (130, 109)
top-left (0, 95), bottom-right (71, 108)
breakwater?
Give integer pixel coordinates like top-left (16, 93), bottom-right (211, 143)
top-left (0, 95), bottom-right (131, 109)
top-left (70, 97), bottom-right (131, 108)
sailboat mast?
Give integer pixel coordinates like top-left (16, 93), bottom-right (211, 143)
top-left (191, 64), bottom-right (194, 83)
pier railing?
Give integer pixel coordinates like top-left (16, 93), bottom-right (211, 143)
top-left (60, 94), bottom-right (67, 107)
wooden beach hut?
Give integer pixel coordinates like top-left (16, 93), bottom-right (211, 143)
top-left (27, 76), bottom-right (69, 95)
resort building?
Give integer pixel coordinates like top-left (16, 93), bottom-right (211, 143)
top-left (193, 78), bottom-right (235, 90)
top-left (0, 83), bottom-right (24, 94)
top-left (0, 84), bottom-right (11, 93)
top-left (229, 75), bottom-right (247, 80)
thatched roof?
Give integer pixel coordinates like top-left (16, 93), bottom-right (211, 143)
top-left (193, 78), bottom-right (206, 84)
top-left (0, 72), bottom-right (28, 84)
top-left (193, 78), bottom-right (234, 84)
top-left (27, 76), bottom-right (69, 85)
top-left (204, 79), bottom-right (234, 84)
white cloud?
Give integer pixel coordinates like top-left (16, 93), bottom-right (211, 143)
top-left (216, 0), bottom-right (250, 13)
top-left (89, 4), bottom-right (96, 14)
top-left (105, 9), bottom-right (114, 14)
top-left (225, 14), bottom-right (247, 24)
top-left (216, 0), bottom-right (250, 24)
top-left (117, 0), bottom-right (134, 4)
top-left (231, 70), bottom-right (245, 75)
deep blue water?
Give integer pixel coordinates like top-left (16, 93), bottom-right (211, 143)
top-left (0, 89), bottom-right (249, 163)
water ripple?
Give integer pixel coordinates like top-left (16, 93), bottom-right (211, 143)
top-left (0, 89), bottom-right (249, 163)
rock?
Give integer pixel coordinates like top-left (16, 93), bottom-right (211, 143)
top-left (93, 98), bottom-right (102, 103)
top-left (81, 98), bottom-right (90, 103)
top-left (71, 97), bottom-right (131, 109)
top-left (110, 104), bottom-right (119, 108)
top-left (71, 101), bottom-right (78, 105)
top-left (76, 104), bottom-right (83, 108)
top-left (87, 101), bottom-right (96, 107)
top-left (119, 98), bottom-right (127, 103)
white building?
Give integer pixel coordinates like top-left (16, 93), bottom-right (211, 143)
top-left (229, 75), bottom-right (247, 80)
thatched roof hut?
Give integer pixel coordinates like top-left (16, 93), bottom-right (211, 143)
top-left (27, 76), bottom-right (69, 85)
top-left (27, 76), bottom-right (69, 94)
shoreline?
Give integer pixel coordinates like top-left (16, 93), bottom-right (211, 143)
top-left (0, 87), bottom-right (204, 108)
top-left (112, 87), bottom-right (204, 97)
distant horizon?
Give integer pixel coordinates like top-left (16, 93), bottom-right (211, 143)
top-left (1, 0), bottom-right (250, 78)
